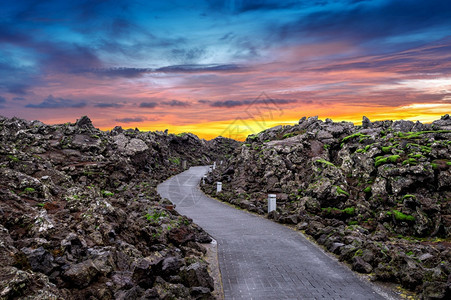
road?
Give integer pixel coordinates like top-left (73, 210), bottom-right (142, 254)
top-left (157, 166), bottom-right (392, 300)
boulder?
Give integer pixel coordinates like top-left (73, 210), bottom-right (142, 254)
top-left (181, 262), bottom-right (214, 291)
top-left (63, 259), bottom-right (99, 288)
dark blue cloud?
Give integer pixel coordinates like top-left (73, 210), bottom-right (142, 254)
top-left (86, 64), bottom-right (246, 78)
top-left (162, 100), bottom-right (190, 107)
top-left (156, 64), bottom-right (245, 73)
top-left (274, 0), bottom-right (451, 50)
top-left (13, 97), bottom-right (26, 101)
top-left (0, 59), bottom-right (34, 95)
top-left (115, 117), bottom-right (146, 123)
top-left (139, 102), bottom-right (158, 108)
top-left (208, 98), bottom-right (296, 108)
top-left (26, 95), bottom-right (87, 109)
top-left (0, 96), bottom-right (6, 103)
top-left (94, 103), bottom-right (124, 108)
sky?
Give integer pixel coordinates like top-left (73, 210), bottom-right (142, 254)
top-left (0, 0), bottom-right (450, 140)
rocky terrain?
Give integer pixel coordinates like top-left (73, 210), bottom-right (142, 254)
top-left (202, 115), bottom-right (451, 299)
top-left (0, 115), bottom-right (238, 299)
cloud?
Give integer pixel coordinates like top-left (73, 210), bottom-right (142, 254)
top-left (94, 103), bottom-right (124, 108)
top-left (12, 97), bottom-right (25, 101)
top-left (88, 67), bottom-right (153, 78)
top-left (25, 95), bottom-right (87, 109)
top-left (156, 64), bottom-right (245, 73)
top-left (206, 0), bottom-right (301, 13)
top-left (0, 95), bottom-right (5, 108)
top-left (274, 0), bottom-right (451, 48)
top-left (87, 64), bottom-right (247, 78)
top-left (209, 98), bottom-right (297, 108)
top-left (161, 100), bottom-right (190, 107)
top-left (139, 102), bottom-right (158, 108)
top-left (170, 48), bottom-right (206, 63)
top-left (115, 117), bottom-right (146, 123)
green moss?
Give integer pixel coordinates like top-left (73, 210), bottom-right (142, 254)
top-left (342, 132), bottom-right (370, 143)
top-left (7, 155), bottom-right (19, 162)
top-left (244, 144), bottom-right (251, 147)
top-left (322, 207), bottom-right (343, 214)
top-left (382, 146), bottom-right (393, 153)
top-left (145, 211), bottom-right (168, 223)
top-left (375, 156), bottom-right (388, 167)
top-left (402, 194), bottom-right (416, 200)
top-left (348, 220), bottom-right (358, 225)
top-left (282, 132), bottom-right (296, 139)
top-left (431, 163), bottom-right (438, 169)
top-left (315, 159), bottom-right (336, 167)
top-left (397, 130), bottom-right (451, 139)
top-left (363, 186), bottom-right (372, 193)
top-left (176, 132), bottom-right (187, 137)
top-left (421, 146), bottom-right (432, 153)
top-left (402, 158), bottom-right (417, 166)
top-left (343, 207), bottom-right (356, 215)
top-left (101, 190), bottom-right (114, 197)
top-left (323, 144), bottom-right (330, 150)
top-left (354, 249), bottom-right (363, 257)
top-left (392, 209), bottom-right (415, 221)
top-left (408, 153), bottom-right (423, 159)
top-left (169, 157), bottom-right (181, 165)
top-left (355, 148), bottom-right (365, 153)
top-left (447, 162), bottom-right (451, 166)
top-left (389, 155), bottom-right (400, 163)
top-left (334, 185), bottom-right (350, 196)
top-left (23, 187), bottom-right (35, 194)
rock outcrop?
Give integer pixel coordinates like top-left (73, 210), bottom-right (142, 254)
top-left (0, 115), bottom-right (238, 299)
top-left (202, 115), bottom-right (451, 299)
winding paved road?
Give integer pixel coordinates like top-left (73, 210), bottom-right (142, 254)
top-left (157, 166), bottom-right (393, 300)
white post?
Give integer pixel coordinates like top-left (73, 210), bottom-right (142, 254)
top-left (213, 162), bottom-right (216, 170)
top-left (208, 166), bottom-right (212, 173)
top-left (220, 160), bottom-right (223, 165)
top-left (216, 182), bottom-right (222, 193)
top-left (268, 194), bottom-right (277, 213)
top-left (202, 176), bottom-right (206, 185)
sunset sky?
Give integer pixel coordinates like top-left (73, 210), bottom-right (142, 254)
top-left (1, 0), bottom-right (450, 140)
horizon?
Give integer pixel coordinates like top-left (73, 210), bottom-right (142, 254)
top-left (1, 1), bottom-right (450, 140)
top-left (2, 113), bottom-right (447, 141)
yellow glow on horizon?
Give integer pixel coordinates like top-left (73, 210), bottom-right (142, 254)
top-left (97, 102), bottom-right (449, 141)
